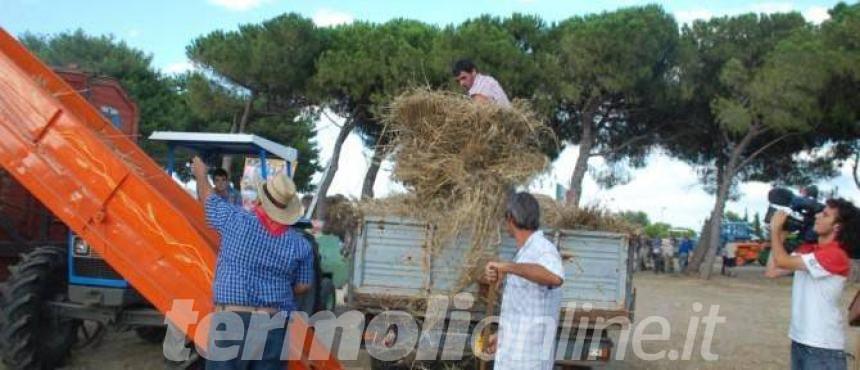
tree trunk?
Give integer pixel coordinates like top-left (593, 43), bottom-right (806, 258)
top-left (566, 114), bottom-right (595, 207)
top-left (361, 137), bottom-right (386, 200)
top-left (685, 217), bottom-right (711, 274)
top-left (697, 129), bottom-right (758, 279)
top-left (221, 92), bottom-right (256, 171)
top-left (315, 120), bottom-right (355, 220)
top-left (699, 177), bottom-right (732, 279)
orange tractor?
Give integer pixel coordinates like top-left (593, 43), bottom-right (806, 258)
top-left (730, 241), bottom-right (769, 266)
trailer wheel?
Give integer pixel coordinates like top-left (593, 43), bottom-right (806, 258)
top-left (135, 326), bottom-right (167, 344)
top-left (0, 246), bottom-right (78, 369)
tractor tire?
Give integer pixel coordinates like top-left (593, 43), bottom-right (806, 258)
top-left (0, 246), bottom-right (78, 369)
top-left (319, 277), bottom-right (336, 312)
top-left (135, 326), bottom-right (168, 344)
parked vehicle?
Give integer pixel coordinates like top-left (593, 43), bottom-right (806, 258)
top-left (0, 28), bottom-right (343, 370)
top-left (348, 216), bottom-right (635, 368)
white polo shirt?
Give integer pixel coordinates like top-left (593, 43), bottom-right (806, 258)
top-left (789, 241), bottom-right (851, 350)
top-left (468, 74), bottom-right (511, 107)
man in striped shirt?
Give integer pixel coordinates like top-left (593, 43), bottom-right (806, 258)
top-left (452, 59), bottom-right (511, 107)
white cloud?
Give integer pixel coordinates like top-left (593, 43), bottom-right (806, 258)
top-left (208, 0), bottom-right (271, 11)
top-left (127, 29), bottom-right (140, 39)
top-left (748, 2), bottom-right (795, 15)
top-left (312, 8), bottom-right (354, 27)
top-left (674, 10), bottom-right (714, 25)
top-left (803, 6), bottom-right (830, 24)
top-left (164, 60), bottom-right (194, 75)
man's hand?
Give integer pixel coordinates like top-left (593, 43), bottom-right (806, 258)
top-left (484, 262), bottom-right (510, 289)
top-left (191, 156), bottom-right (207, 179)
top-left (191, 156), bottom-right (212, 203)
top-left (768, 210), bottom-right (807, 272)
top-left (293, 283), bottom-right (311, 295)
top-left (770, 210), bottom-right (788, 238)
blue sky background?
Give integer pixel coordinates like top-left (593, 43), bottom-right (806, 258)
top-left (1, 0), bottom-right (856, 228)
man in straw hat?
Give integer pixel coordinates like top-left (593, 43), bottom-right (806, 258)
top-left (192, 157), bottom-right (313, 369)
top-left (484, 192), bottom-right (564, 369)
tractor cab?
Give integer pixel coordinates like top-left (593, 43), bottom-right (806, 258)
top-left (61, 132), bottom-right (328, 358)
top-left (152, 131), bottom-right (299, 208)
top-left (148, 131), bottom-right (327, 310)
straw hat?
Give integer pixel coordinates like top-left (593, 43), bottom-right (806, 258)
top-left (256, 172), bottom-right (302, 225)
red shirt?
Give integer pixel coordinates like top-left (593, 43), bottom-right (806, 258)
top-left (795, 240), bottom-right (850, 277)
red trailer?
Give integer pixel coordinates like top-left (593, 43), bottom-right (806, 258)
top-left (0, 69), bottom-right (138, 281)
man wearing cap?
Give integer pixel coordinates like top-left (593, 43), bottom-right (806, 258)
top-left (192, 157), bottom-right (313, 369)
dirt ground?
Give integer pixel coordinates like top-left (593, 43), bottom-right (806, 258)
top-left (12, 264), bottom-right (856, 369)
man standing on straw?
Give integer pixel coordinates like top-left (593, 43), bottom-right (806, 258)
top-left (452, 59), bottom-right (511, 107)
top-left (484, 192), bottom-right (564, 369)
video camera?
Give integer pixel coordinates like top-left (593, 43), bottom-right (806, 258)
top-left (765, 186), bottom-right (824, 244)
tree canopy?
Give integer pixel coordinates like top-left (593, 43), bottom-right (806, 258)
top-left (540, 6), bottom-right (680, 205)
top-left (19, 4), bottom-right (859, 254)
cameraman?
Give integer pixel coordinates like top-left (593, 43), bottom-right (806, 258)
top-left (766, 198), bottom-right (859, 370)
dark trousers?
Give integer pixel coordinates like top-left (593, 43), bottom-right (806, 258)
top-left (652, 253), bottom-right (664, 273)
top-left (791, 341), bottom-right (846, 370)
top-left (205, 311), bottom-right (287, 370)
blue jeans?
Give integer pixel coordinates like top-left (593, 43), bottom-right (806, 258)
top-left (205, 311), bottom-right (288, 370)
top-left (791, 341), bottom-right (846, 370)
top-left (679, 253), bottom-right (689, 272)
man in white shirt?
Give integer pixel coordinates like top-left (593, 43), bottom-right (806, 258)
top-left (766, 198), bottom-right (859, 370)
top-left (484, 192), bottom-right (564, 369)
top-left (452, 59), bottom-right (511, 107)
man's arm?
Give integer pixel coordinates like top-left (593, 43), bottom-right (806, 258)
top-left (487, 261), bottom-right (563, 288)
top-left (192, 157), bottom-right (213, 204)
top-left (765, 249), bottom-right (792, 278)
top-left (293, 240), bottom-right (314, 295)
top-left (471, 94), bottom-right (491, 104)
top-left (768, 211), bottom-right (807, 272)
top-left (294, 284), bottom-right (311, 295)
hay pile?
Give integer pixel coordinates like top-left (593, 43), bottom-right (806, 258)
top-left (320, 194), bottom-right (361, 242)
top-left (356, 194), bottom-right (416, 218)
top-left (381, 89), bottom-right (554, 293)
top-left (535, 195), bottom-right (636, 234)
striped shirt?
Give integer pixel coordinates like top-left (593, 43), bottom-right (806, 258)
top-left (469, 74), bottom-right (511, 107)
top-left (205, 194), bottom-right (313, 312)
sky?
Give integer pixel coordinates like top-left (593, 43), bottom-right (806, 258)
top-left (1, 0), bottom-right (857, 229)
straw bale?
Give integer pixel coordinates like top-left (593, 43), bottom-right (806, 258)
top-left (381, 89), bottom-right (553, 293)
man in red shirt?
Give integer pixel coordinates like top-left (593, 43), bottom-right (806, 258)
top-left (766, 198), bottom-right (859, 370)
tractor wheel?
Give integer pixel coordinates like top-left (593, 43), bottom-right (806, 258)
top-left (135, 326), bottom-right (168, 344)
top-left (0, 246), bottom-right (78, 369)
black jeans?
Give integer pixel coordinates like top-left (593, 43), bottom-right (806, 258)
top-left (791, 341), bottom-right (846, 370)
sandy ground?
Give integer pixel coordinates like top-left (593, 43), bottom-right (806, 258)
top-left (610, 265), bottom-right (860, 370)
top-left (4, 264), bottom-right (857, 369)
